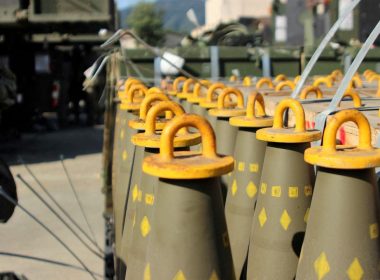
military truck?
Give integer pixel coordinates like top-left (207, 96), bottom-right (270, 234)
top-left (0, 0), bottom-right (116, 131)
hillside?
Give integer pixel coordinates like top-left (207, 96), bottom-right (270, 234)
top-left (119, 0), bottom-right (205, 33)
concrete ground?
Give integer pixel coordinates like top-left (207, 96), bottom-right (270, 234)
top-left (0, 126), bottom-right (105, 280)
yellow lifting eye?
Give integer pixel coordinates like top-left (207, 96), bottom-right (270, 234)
top-left (256, 99), bottom-right (321, 143)
top-left (143, 114), bottom-right (234, 179)
top-left (305, 110), bottom-right (380, 169)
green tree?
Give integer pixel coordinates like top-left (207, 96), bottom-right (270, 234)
top-left (126, 3), bottom-right (165, 46)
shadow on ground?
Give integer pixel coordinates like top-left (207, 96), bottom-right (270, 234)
top-left (0, 126), bottom-right (104, 165)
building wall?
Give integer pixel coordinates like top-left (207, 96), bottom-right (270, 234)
top-left (205, 0), bottom-right (272, 26)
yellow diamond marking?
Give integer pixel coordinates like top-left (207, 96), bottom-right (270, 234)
top-left (258, 208), bottom-right (267, 227)
top-left (271, 186), bottom-right (281, 197)
top-left (314, 252), bottom-right (330, 280)
top-left (261, 183), bottom-right (267, 194)
top-left (347, 258), bottom-right (364, 280)
top-left (209, 270), bottom-right (219, 280)
top-left (305, 185), bottom-right (313, 196)
top-left (288, 186), bottom-right (299, 198)
top-left (370, 223), bottom-right (379, 239)
top-left (120, 129), bottom-right (125, 140)
top-left (249, 163), bottom-right (259, 173)
top-left (280, 210), bottom-right (291, 230)
top-left (231, 180), bottom-right (238, 197)
top-left (246, 181), bottom-right (257, 198)
top-left (140, 216), bottom-right (151, 237)
top-left (138, 190), bottom-right (143, 202)
top-left (122, 150), bottom-right (128, 161)
top-left (144, 263), bottom-right (151, 280)
top-left (132, 184), bottom-right (138, 202)
top-left (145, 193), bottom-right (155, 205)
top-left (304, 208), bottom-right (310, 223)
top-left (238, 162), bottom-right (245, 172)
top-left (173, 270), bottom-right (186, 280)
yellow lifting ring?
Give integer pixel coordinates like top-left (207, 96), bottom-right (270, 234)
top-left (313, 77), bottom-right (333, 88)
top-left (167, 76), bottom-right (187, 96)
top-left (146, 87), bottom-right (164, 95)
top-left (363, 69), bottom-right (374, 77)
top-left (368, 74), bottom-right (380, 83)
top-left (119, 79), bottom-right (143, 99)
top-left (376, 78), bottom-right (380, 97)
top-left (125, 78), bottom-right (142, 91)
top-left (208, 87), bottom-right (246, 118)
top-left (347, 76), bottom-right (363, 89)
top-left (274, 74), bottom-right (287, 83)
top-left (199, 82), bottom-right (226, 109)
top-left (120, 83), bottom-right (146, 111)
top-left (243, 76), bottom-right (252, 86)
top-left (129, 93), bottom-right (170, 130)
top-left (275, 80), bottom-right (296, 92)
top-left (131, 101), bottom-right (201, 148)
top-left (338, 90), bottom-right (362, 108)
top-left (331, 69), bottom-right (343, 78)
top-left (305, 109), bottom-right (380, 169)
top-left (142, 114), bottom-right (234, 179)
top-left (187, 81), bottom-right (210, 104)
top-left (119, 83), bottom-right (147, 103)
top-left (177, 78), bottom-right (196, 100)
top-left (230, 92), bottom-right (274, 128)
top-left (294, 75), bottom-right (301, 84)
top-left (256, 78), bottom-right (274, 90)
top-left (256, 99), bottom-right (321, 143)
top-left (229, 75), bottom-right (238, 82)
top-left (299, 86), bottom-right (323, 100)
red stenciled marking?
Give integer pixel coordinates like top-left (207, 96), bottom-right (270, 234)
top-left (306, 121), bottom-right (316, 129)
top-left (339, 127), bottom-right (346, 145)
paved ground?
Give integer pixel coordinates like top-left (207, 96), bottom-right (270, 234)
top-left (0, 126), bottom-right (105, 280)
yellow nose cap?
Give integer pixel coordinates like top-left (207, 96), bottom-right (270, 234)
top-left (256, 99), bottom-right (321, 143)
top-left (305, 109), bottom-right (380, 169)
top-left (143, 114), bottom-right (234, 179)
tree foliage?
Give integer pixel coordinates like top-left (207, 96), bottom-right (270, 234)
top-left (126, 3), bottom-right (165, 46)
